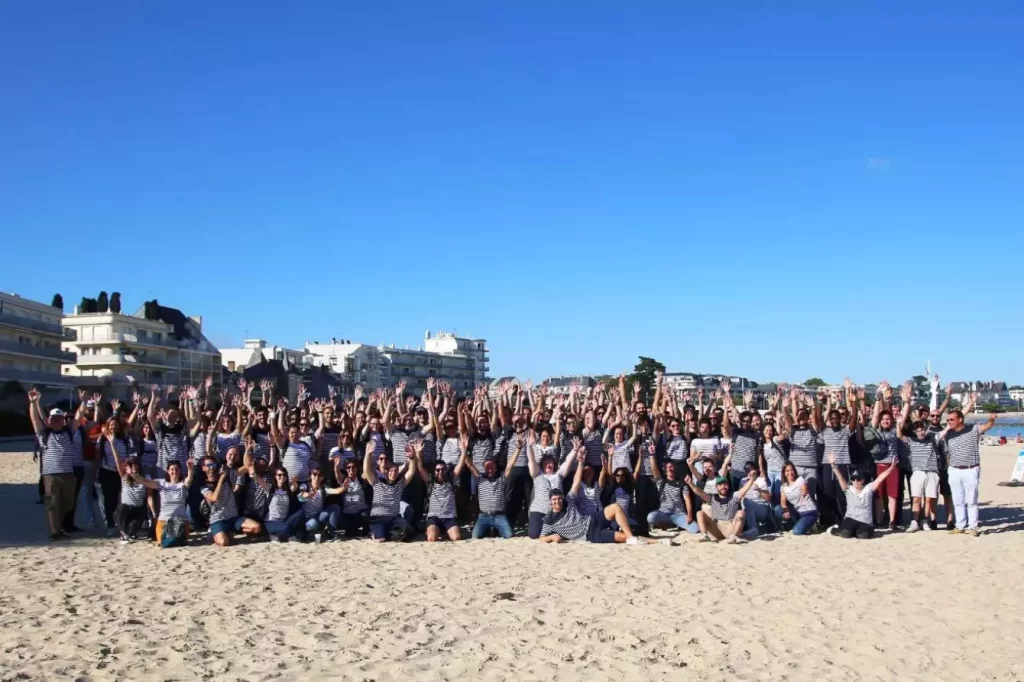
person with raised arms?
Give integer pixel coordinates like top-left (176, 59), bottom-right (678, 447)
top-left (363, 439), bottom-right (419, 542)
top-left (828, 452), bottom-right (898, 539)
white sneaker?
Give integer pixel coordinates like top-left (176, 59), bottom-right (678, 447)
top-left (625, 536), bottom-right (641, 545)
top-left (921, 521), bottom-right (932, 531)
top-left (314, 533), bottom-right (323, 544)
top-left (707, 533), bottom-right (720, 543)
top-left (658, 538), bottom-right (673, 546)
top-left (726, 535), bottom-right (738, 544)
top-left (908, 520), bottom-right (920, 533)
top-left (696, 534), bottom-right (710, 543)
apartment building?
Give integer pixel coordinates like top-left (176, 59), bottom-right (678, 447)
top-left (0, 292), bottom-right (78, 396)
top-left (221, 338), bottom-right (309, 373)
top-left (61, 299), bottom-right (222, 400)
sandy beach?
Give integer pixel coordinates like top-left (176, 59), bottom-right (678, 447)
top-left (2, 445), bottom-right (1023, 682)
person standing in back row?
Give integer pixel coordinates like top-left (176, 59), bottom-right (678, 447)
top-left (28, 388), bottom-right (84, 542)
top-left (942, 409), bottom-right (998, 537)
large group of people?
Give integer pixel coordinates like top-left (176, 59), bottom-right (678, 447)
top-left (29, 372), bottom-right (999, 547)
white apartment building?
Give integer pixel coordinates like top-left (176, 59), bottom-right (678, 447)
top-left (61, 300), bottom-right (222, 400)
top-left (0, 292), bottom-right (78, 395)
top-left (423, 331), bottom-right (489, 387)
top-left (662, 372), bottom-right (754, 397)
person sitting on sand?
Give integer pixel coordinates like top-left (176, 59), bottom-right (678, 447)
top-left (647, 457), bottom-right (698, 534)
top-left (334, 458), bottom-right (370, 538)
top-left (296, 467), bottom-right (344, 542)
top-left (421, 439), bottom-right (466, 542)
top-left (525, 430), bottom-right (563, 539)
top-left (465, 438), bottom-right (519, 540)
top-left (364, 441), bottom-right (420, 542)
top-left (201, 455), bottom-right (261, 547)
top-left (776, 461), bottom-right (819, 536)
top-left (828, 452), bottom-right (898, 539)
top-left (539, 446), bottom-right (670, 545)
top-left (251, 465), bottom-right (302, 542)
top-left (133, 459), bottom-right (195, 547)
top-left (112, 450), bottom-right (149, 543)
top-left (686, 473), bottom-right (759, 543)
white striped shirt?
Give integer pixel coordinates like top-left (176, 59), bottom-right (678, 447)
top-left (370, 480), bottom-right (405, 518)
top-left (908, 433), bottom-right (939, 471)
top-left (944, 425), bottom-right (981, 467)
top-left (657, 479), bottom-right (686, 514)
top-left (38, 428), bottom-right (81, 475)
top-left (844, 486), bottom-right (874, 525)
top-left (477, 474), bottom-right (507, 514)
top-left (438, 437), bottom-right (461, 466)
top-left (302, 487), bottom-right (325, 518)
top-left (267, 489), bottom-right (292, 521)
top-left (582, 429), bottom-right (604, 467)
top-left (819, 426), bottom-right (852, 465)
top-left (730, 430), bottom-right (759, 474)
top-left (99, 436), bottom-right (130, 471)
top-left (204, 479), bottom-right (238, 524)
top-left (157, 481), bottom-right (188, 521)
top-left (782, 477), bottom-right (816, 513)
top-left (120, 476), bottom-right (148, 506)
top-left (427, 479), bottom-right (457, 519)
top-left (155, 424), bottom-right (189, 478)
top-left (529, 472), bottom-right (561, 514)
top-left (787, 427), bottom-right (820, 467)
top-left (710, 493), bottom-right (741, 521)
top-left (540, 492), bottom-right (593, 541)
top-left (282, 441), bottom-right (313, 483)
top-left (610, 441), bottom-right (632, 471)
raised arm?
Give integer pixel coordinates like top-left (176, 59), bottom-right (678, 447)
top-left (362, 441), bottom-right (378, 484)
top-left (404, 442), bottom-right (420, 484)
top-left (526, 432), bottom-right (539, 478)
top-left (27, 388), bottom-right (44, 434)
top-left (977, 412), bottom-right (999, 435)
top-left (569, 447), bottom-right (585, 496)
top-left (827, 452), bottom-right (848, 491)
top-left (684, 474), bottom-right (710, 504)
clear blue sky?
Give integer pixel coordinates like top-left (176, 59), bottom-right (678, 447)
top-left (2, 2), bottom-right (1022, 385)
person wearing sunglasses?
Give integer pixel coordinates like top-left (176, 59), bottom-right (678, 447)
top-left (364, 439), bottom-right (420, 542)
top-left (421, 442), bottom-right (467, 542)
top-left (251, 465), bottom-right (302, 542)
top-left (334, 458), bottom-right (370, 537)
top-left (296, 467), bottom-right (345, 542)
top-left (271, 399), bottom-right (314, 485)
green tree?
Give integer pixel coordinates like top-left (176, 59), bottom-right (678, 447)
top-left (110, 292), bottom-right (122, 314)
top-left (980, 402), bottom-right (1005, 414)
top-left (97, 291), bottom-right (109, 313)
top-left (50, 294), bottom-right (63, 310)
top-left (630, 357), bottom-right (666, 404)
top-left (804, 377), bottom-right (827, 387)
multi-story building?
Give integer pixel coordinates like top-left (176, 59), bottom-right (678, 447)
top-left (0, 292), bottom-right (78, 398)
top-left (1009, 388), bottom-right (1024, 409)
top-left (542, 375), bottom-right (597, 395)
top-left (423, 331), bottom-right (489, 387)
top-left (61, 299), bottom-right (222, 400)
top-left (303, 341), bottom-right (383, 390)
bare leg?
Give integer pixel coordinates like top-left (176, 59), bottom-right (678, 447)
top-left (603, 503), bottom-right (634, 540)
top-left (213, 532), bottom-right (231, 547)
top-left (911, 497), bottom-right (922, 523)
top-left (700, 509), bottom-right (725, 540)
top-left (730, 511), bottom-right (746, 538)
top-left (426, 525), bottom-right (439, 542)
top-left (447, 526), bottom-right (462, 541)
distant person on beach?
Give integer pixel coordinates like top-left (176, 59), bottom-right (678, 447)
top-left (28, 388), bottom-right (84, 542)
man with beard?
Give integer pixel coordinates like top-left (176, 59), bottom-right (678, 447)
top-left (420, 437), bottom-right (467, 542)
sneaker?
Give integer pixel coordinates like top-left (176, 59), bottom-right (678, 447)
top-left (968, 528), bottom-right (981, 537)
top-left (270, 535), bottom-right (282, 544)
top-left (314, 533), bottom-right (323, 544)
top-left (888, 522), bottom-right (901, 533)
top-left (625, 536), bottom-right (641, 545)
top-left (726, 535), bottom-right (738, 544)
top-left (921, 521), bottom-right (932, 531)
top-left (119, 532), bottom-right (131, 544)
top-left (908, 520), bottom-right (920, 533)
top-left (947, 527), bottom-right (964, 535)
top-left (658, 538), bottom-right (673, 546)
top-left (695, 534), bottom-right (710, 543)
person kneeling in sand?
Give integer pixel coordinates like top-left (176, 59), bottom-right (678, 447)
top-left (686, 474), bottom-right (758, 543)
top-left (539, 447), bottom-right (670, 545)
top-left (133, 459), bottom-right (194, 547)
top-left (828, 452), bottom-right (898, 539)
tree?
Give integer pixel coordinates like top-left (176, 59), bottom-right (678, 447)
top-left (630, 356), bottom-right (666, 404)
top-left (50, 294), bottom-right (63, 310)
top-left (110, 292), bottom-right (122, 314)
top-left (980, 402), bottom-right (1005, 414)
top-left (804, 377), bottom-right (827, 387)
top-left (97, 291), bottom-right (109, 313)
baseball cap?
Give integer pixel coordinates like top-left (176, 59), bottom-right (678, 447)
top-left (715, 476), bottom-right (729, 485)
top-left (49, 408), bottom-right (65, 417)
top-left (85, 400), bottom-right (96, 408)
top-left (850, 470), bottom-right (865, 480)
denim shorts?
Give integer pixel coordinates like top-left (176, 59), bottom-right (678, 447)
top-left (209, 517), bottom-right (238, 537)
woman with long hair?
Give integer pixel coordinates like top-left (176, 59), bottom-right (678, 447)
top-left (776, 461), bottom-right (818, 535)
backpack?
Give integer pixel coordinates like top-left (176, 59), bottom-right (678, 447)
top-left (160, 517), bottom-right (187, 548)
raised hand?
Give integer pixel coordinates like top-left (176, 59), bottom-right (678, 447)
top-left (78, 388), bottom-right (87, 402)
top-left (827, 452), bottom-right (836, 466)
top-left (204, 376), bottom-right (213, 390)
top-left (237, 378), bottom-right (248, 392)
top-left (91, 392), bottom-right (102, 405)
top-left (632, 381), bottom-right (641, 397)
top-left (110, 399), bottom-right (122, 413)
top-left (743, 390), bottom-right (753, 406)
top-left (843, 376), bottom-right (853, 392)
top-left (900, 381), bottom-right (913, 403)
top-left (28, 387), bottom-right (40, 403)
top-left (426, 377), bottom-right (436, 391)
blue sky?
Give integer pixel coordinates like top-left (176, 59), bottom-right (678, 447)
top-left (2, 2), bottom-right (1022, 385)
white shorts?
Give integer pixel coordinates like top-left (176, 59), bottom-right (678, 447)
top-left (910, 470), bottom-right (939, 499)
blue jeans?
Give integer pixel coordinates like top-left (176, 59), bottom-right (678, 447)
top-left (774, 506), bottom-right (818, 535)
top-left (472, 513), bottom-right (513, 539)
top-left (743, 499), bottom-right (773, 537)
top-left (265, 510), bottom-right (303, 537)
top-left (304, 504), bottom-right (341, 532)
top-left (646, 510), bottom-right (699, 533)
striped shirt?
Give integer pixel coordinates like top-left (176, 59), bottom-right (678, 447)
top-left (157, 481), bottom-right (188, 521)
top-left (866, 426), bottom-right (898, 463)
top-left (388, 427), bottom-right (417, 465)
top-left (249, 427), bottom-right (273, 461)
top-left (302, 487), bottom-right (325, 518)
top-left (191, 433), bottom-right (207, 462)
top-left (120, 476), bottom-right (148, 506)
top-left (818, 426), bottom-right (852, 466)
top-left (944, 425), bottom-right (981, 468)
top-left (438, 437), bottom-right (461, 466)
top-left (710, 493), bottom-right (741, 522)
top-left (582, 429), bottom-right (604, 467)
top-left (38, 428), bottom-right (81, 475)
top-left (730, 429), bottom-right (759, 474)
top-left (845, 486), bottom-right (874, 525)
top-left (664, 435), bottom-right (688, 463)
top-left (540, 492), bottom-right (593, 541)
top-left (427, 479), bottom-right (457, 519)
top-left (611, 485), bottom-right (631, 515)
top-left (155, 424), bottom-right (189, 478)
top-left (477, 474), bottom-right (507, 514)
top-left (342, 477), bottom-right (368, 514)
top-left (787, 427), bottom-right (820, 467)
top-left (139, 438), bottom-right (158, 475)
top-left (529, 472), bottom-right (562, 514)
top-left (908, 433), bottom-right (939, 472)
top-left (577, 482), bottom-right (602, 517)
top-left (692, 437), bottom-right (727, 463)
top-left (636, 438), bottom-right (657, 477)
top-left (370, 480), bottom-right (405, 518)
top-left (368, 432), bottom-right (387, 458)
top-left (763, 440), bottom-right (787, 471)
top-left (610, 441), bottom-right (633, 471)
top-left (557, 431), bottom-right (578, 465)
top-left (497, 429), bottom-right (529, 467)
top-left (420, 432), bottom-right (437, 467)
top-left (282, 441), bottom-right (313, 483)
top-left (244, 473), bottom-right (270, 518)
top-left (469, 434), bottom-right (496, 469)
top-left (204, 478), bottom-right (238, 524)
top-left (782, 477), bottom-right (816, 513)
top-left (99, 436), bottom-right (130, 471)
top-left (267, 489), bottom-right (292, 522)
top-left (657, 479), bottom-right (686, 514)
top-left (319, 428), bottom-right (341, 463)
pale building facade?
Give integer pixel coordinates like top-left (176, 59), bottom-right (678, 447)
top-left (0, 291), bottom-right (78, 395)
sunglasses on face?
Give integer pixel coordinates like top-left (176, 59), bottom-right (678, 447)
top-left (275, 473), bottom-right (287, 478)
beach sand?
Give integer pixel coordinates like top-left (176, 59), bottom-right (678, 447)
top-left (2, 446), bottom-right (1023, 681)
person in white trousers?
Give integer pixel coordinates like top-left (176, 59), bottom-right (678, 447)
top-left (942, 408), bottom-right (997, 537)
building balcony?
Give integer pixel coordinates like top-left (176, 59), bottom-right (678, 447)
top-left (0, 338), bottom-right (77, 363)
top-left (75, 353), bottom-right (176, 369)
top-left (73, 332), bottom-right (178, 349)
top-left (0, 311), bottom-right (74, 339)
top-left (0, 367), bottom-right (78, 387)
